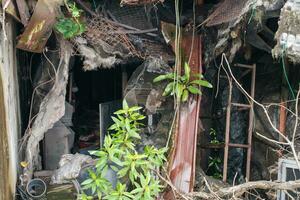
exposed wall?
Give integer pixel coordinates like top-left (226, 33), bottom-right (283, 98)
top-left (0, 16), bottom-right (21, 200)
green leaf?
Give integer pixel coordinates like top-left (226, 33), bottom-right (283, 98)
top-left (162, 82), bottom-right (175, 96)
top-left (81, 178), bottom-right (93, 185)
top-left (176, 83), bottom-right (184, 100)
top-left (130, 187), bottom-right (144, 194)
top-left (118, 167), bottom-right (129, 178)
top-left (187, 86), bottom-right (201, 94)
top-left (190, 79), bottom-right (213, 88)
top-left (181, 89), bottom-right (189, 102)
top-left (192, 73), bottom-right (204, 79)
top-left (153, 73), bottom-right (174, 83)
top-left (184, 62), bottom-right (191, 82)
top-left (128, 106), bottom-right (142, 112)
top-left (123, 100), bottom-right (129, 110)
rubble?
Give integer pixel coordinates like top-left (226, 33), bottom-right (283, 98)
top-left (51, 153), bottom-right (94, 184)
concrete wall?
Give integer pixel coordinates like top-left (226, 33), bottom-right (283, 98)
top-left (0, 15), bottom-right (21, 200)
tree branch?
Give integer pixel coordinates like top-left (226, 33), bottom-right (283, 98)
top-left (189, 180), bottom-right (300, 199)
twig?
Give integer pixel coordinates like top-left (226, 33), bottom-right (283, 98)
top-left (189, 179), bottom-right (300, 199)
top-left (74, 0), bottom-right (158, 38)
top-left (155, 169), bottom-right (191, 200)
top-left (292, 87), bottom-right (300, 145)
top-left (219, 54), bottom-right (300, 169)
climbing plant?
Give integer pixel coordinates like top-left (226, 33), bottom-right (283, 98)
top-left (78, 100), bottom-right (168, 200)
top-left (153, 62), bottom-right (212, 102)
top-left (55, 1), bottom-right (86, 39)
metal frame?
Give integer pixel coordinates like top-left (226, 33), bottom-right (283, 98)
top-left (278, 158), bottom-right (300, 200)
top-left (222, 63), bottom-right (256, 182)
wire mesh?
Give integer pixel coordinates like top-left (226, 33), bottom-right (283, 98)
top-left (107, 0), bottom-right (153, 31)
top-left (84, 16), bottom-right (140, 57)
top-left (205, 0), bottom-right (248, 27)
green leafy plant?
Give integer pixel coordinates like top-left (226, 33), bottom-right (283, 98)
top-left (153, 62), bottom-right (212, 102)
top-left (207, 156), bottom-right (222, 179)
top-left (79, 100), bottom-right (168, 200)
top-left (209, 128), bottom-right (220, 145)
top-left (55, 1), bottom-right (86, 39)
top-left (207, 128), bottom-right (222, 179)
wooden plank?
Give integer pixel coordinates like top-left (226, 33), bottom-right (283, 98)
top-left (0, 64), bottom-right (13, 200)
top-left (0, 17), bottom-right (20, 200)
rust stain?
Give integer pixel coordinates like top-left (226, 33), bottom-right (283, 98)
top-left (165, 35), bottom-right (202, 199)
top-left (0, 69), bottom-right (13, 200)
top-left (16, 0), bottom-right (63, 53)
top-left (2, 0), bottom-right (21, 22)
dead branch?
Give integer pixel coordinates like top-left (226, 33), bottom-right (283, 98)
top-left (120, 0), bottom-right (164, 6)
top-left (23, 39), bottom-right (73, 180)
top-left (220, 53), bottom-right (300, 169)
top-left (189, 180), bottom-right (300, 199)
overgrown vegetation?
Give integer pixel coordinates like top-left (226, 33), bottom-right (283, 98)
top-left (55, 1), bottom-right (86, 39)
top-left (207, 128), bottom-right (222, 179)
top-left (79, 100), bottom-right (167, 200)
top-left (153, 63), bottom-right (212, 102)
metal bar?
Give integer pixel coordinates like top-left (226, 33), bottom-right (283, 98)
top-left (199, 143), bottom-right (225, 149)
top-left (228, 143), bottom-right (250, 148)
top-left (234, 63), bottom-right (254, 69)
top-left (246, 64), bottom-right (256, 181)
top-left (231, 103), bottom-right (251, 108)
top-left (239, 69), bottom-right (252, 79)
top-left (279, 102), bottom-right (287, 142)
top-left (223, 78), bottom-right (232, 182)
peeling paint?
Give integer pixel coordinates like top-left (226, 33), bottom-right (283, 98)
top-left (0, 15), bottom-right (21, 200)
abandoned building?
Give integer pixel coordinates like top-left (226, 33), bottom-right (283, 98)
top-left (0, 0), bottom-right (300, 199)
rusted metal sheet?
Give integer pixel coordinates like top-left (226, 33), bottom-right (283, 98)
top-left (2, 0), bottom-right (21, 22)
top-left (16, 0), bottom-right (63, 53)
top-left (15, 0), bottom-right (30, 26)
top-left (166, 35), bottom-right (202, 198)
